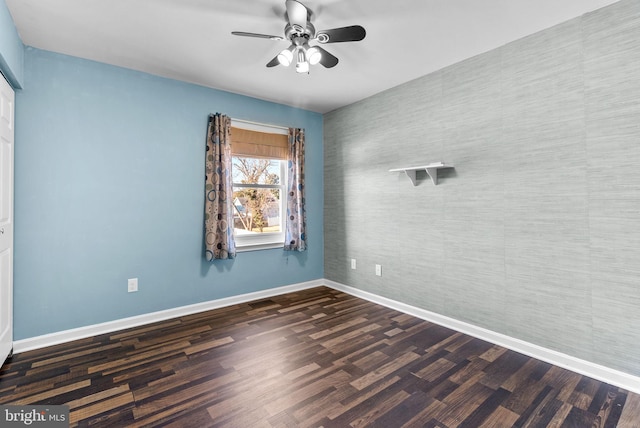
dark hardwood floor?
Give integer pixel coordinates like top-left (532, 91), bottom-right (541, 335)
top-left (1, 286), bottom-right (639, 427)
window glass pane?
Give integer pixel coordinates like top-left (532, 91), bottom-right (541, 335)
top-left (232, 157), bottom-right (281, 185)
top-left (233, 187), bottom-right (281, 234)
top-left (232, 156), bottom-right (284, 238)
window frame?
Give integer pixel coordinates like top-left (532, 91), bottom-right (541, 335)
top-left (230, 119), bottom-right (289, 252)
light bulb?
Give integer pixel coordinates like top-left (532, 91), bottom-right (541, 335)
top-left (296, 49), bottom-right (309, 73)
top-left (277, 48), bottom-right (294, 66)
top-left (296, 61), bottom-right (310, 73)
top-left (306, 46), bottom-right (321, 65)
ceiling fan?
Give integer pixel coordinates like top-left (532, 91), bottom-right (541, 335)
top-left (232, 0), bottom-right (366, 73)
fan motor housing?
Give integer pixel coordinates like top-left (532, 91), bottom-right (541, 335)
top-left (284, 22), bottom-right (315, 41)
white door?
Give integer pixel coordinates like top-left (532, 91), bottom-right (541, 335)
top-left (0, 72), bottom-right (14, 365)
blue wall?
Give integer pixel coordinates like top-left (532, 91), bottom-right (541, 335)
top-left (0, 0), bottom-right (23, 87)
top-left (13, 47), bottom-right (323, 339)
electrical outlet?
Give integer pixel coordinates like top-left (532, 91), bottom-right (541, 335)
top-left (128, 278), bottom-right (138, 293)
top-left (351, 259), bottom-right (357, 270)
top-left (375, 264), bottom-right (382, 276)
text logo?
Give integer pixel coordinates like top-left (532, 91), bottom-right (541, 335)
top-left (0, 406), bottom-right (69, 427)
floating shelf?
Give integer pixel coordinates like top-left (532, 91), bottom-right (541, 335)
top-left (389, 162), bottom-right (454, 186)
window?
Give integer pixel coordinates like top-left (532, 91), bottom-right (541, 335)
top-left (230, 121), bottom-right (288, 250)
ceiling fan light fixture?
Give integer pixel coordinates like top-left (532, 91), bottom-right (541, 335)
top-left (277, 47), bottom-right (295, 66)
top-left (296, 61), bottom-right (310, 73)
top-left (306, 45), bottom-right (322, 65)
top-left (296, 50), bottom-right (309, 73)
top-left (233, 1), bottom-right (366, 72)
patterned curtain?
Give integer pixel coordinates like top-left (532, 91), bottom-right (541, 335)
top-left (204, 113), bottom-right (236, 260)
top-left (284, 128), bottom-right (307, 252)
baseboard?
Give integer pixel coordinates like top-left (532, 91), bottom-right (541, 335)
top-left (324, 279), bottom-right (640, 395)
top-left (13, 279), bottom-right (324, 354)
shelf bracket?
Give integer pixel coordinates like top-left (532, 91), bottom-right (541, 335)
top-left (402, 169), bottom-right (418, 186)
top-left (425, 166), bottom-right (440, 185)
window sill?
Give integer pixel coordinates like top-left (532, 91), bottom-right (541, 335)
top-left (236, 242), bottom-right (284, 253)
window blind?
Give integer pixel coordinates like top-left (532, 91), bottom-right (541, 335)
top-left (231, 127), bottom-right (288, 160)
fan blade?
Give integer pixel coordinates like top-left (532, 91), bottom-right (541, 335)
top-left (232, 31), bottom-right (284, 41)
top-left (285, 0), bottom-right (308, 30)
top-left (315, 46), bottom-right (339, 68)
top-left (266, 56), bottom-right (281, 67)
top-left (316, 25), bottom-right (366, 43)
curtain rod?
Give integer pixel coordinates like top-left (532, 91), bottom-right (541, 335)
top-left (232, 118), bottom-right (289, 132)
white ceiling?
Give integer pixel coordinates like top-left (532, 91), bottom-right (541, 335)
top-left (6, 0), bottom-right (620, 113)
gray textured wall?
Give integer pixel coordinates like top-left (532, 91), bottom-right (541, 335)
top-left (323, 0), bottom-right (640, 377)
